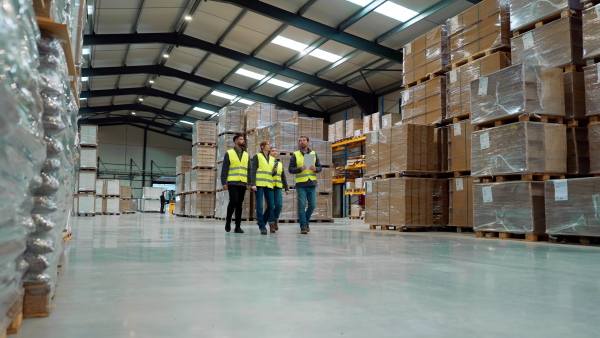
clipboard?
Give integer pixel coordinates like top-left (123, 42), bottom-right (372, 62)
top-left (303, 153), bottom-right (315, 168)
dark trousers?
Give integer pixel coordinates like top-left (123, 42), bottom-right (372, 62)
top-left (226, 185), bottom-right (246, 227)
top-left (160, 201), bottom-right (165, 213)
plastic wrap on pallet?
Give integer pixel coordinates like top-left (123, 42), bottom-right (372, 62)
top-left (563, 71), bottom-right (586, 120)
top-left (176, 155), bottom-right (192, 175)
top-left (584, 64), bottom-right (600, 116)
top-left (448, 120), bottom-right (473, 172)
top-left (401, 76), bottom-right (446, 125)
top-left (567, 127), bottom-right (590, 175)
top-left (381, 113), bottom-right (402, 129)
top-left (184, 171), bottom-right (191, 193)
top-left (119, 186), bottom-right (132, 199)
top-left (184, 195), bottom-right (191, 215)
top-left (268, 122), bottom-right (298, 154)
top-left (311, 140), bottom-right (332, 167)
top-left (176, 174), bottom-right (185, 195)
top-left (316, 168), bottom-right (333, 193)
top-left (334, 120), bottom-right (345, 141)
top-left (545, 177), bottom-right (600, 236)
top-left (142, 187), bottom-right (163, 199)
top-left (76, 194), bottom-right (95, 214)
top-left (296, 117), bottom-right (324, 142)
top-left (363, 115), bottom-right (371, 135)
top-left (471, 122), bottom-right (567, 177)
top-left (245, 103), bottom-right (275, 131)
top-left (218, 106), bottom-right (244, 135)
top-left (511, 17), bottom-right (583, 68)
top-left (377, 124), bottom-right (436, 176)
top-left (328, 124), bottom-right (336, 142)
top-left (313, 194), bottom-right (332, 220)
top-left (103, 198), bottom-right (119, 214)
top-left (509, 0), bottom-right (582, 32)
top-left (79, 125), bottom-right (98, 146)
top-left (189, 193), bottom-right (215, 217)
top-left (192, 145), bottom-right (216, 168)
top-left (434, 127), bottom-right (449, 173)
top-left (105, 179), bottom-right (120, 196)
top-left (190, 169), bottom-right (216, 192)
top-left (79, 148), bottom-right (97, 169)
top-left (433, 179), bottom-right (449, 226)
top-left (447, 51), bottom-right (511, 119)
top-left (192, 121), bottom-right (217, 145)
top-left (402, 25), bottom-right (448, 85)
top-left (448, 0), bottom-right (509, 34)
top-left (371, 113), bottom-right (380, 131)
top-left (95, 197), bottom-right (103, 214)
top-left (449, 177), bottom-right (477, 228)
top-left (470, 64), bottom-right (565, 125)
top-left (583, 4), bottom-right (600, 59)
top-left (175, 195), bottom-right (185, 215)
top-left (141, 199), bottom-right (161, 212)
top-left (365, 180), bottom-right (378, 224)
top-left (215, 163), bottom-right (223, 191)
top-left (473, 181), bottom-right (546, 234)
top-left (280, 190), bottom-right (297, 220)
top-left (217, 134), bottom-right (237, 163)
top-left (589, 124), bottom-right (600, 174)
top-left (345, 119), bottom-right (363, 138)
top-left (94, 179), bottom-right (104, 196)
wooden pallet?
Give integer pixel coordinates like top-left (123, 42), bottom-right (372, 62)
top-left (402, 72), bottom-right (444, 88)
top-left (23, 284), bottom-right (53, 318)
top-left (473, 114), bottom-right (565, 131)
top-left (279, 219), bottom-right (335, 223)
top-left (590, 115), bottom-right (600, 124)
top-left (184, 191), bottom-right (216, 195)
top-left (140, 211), bottom-right (161, 213)
top-left (453, 171), bottom-right (471, 178)
top-left (77, 190), bottom-right (96, 194)
top-left (104, 195), bottom-right (120, 198)
top-left (549, 235), bottom-right (600, 246)
top-left (454, 226), bottom-right (474, 233)
top-left (512, 9), bottom-right (581, 37)
top-left (477, 173), bottom-right (566, 183)
top-left (583, 1), bottom-right (600, 10)
top-left (218, 132), bottom-right (241, 137)
top-left (103, 212), bottom-right (121, 215)
top-left (476, 231), bottom-right (549, 242)
top-left (3, 291), bottom-right (23, 335)
top-left (451, 48), bottom-right (511, 70)
top-left (566, 119), bottom-right (590, 128)
top-left (347, 216), bottom-right (364, 220)
top-left (373, 171), bottom-right (442, 179)
top-left (369, 224), bottom-right (400, 231)
top-left (192, 142), bottom-right (216, 147)
top-left (120, 211), bottom-right (136, 214)
top-left (78, 168), bottom-right (97, 171)
top-left (77, 212), bottom-right (95, 217)
top-left (191, 166), bottom-right (216, 170)
top-left (177, 215), bottom-right (215, 219)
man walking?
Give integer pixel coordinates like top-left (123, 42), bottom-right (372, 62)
top-left (221, 134), bottom-right (248, 233)
top-left (160, 191), bottom-right (166, 214)
top-left (289, 136), bottom-right (322, 234)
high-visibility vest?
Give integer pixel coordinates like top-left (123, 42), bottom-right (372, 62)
top-left (294, 150), bottom-right (317, 184)
top-left (273, 162), bottom-right (283, 189)
top-left (255, 153), bottom-right (275, 188)
top-left (226, 149), bottom-right (249, 183)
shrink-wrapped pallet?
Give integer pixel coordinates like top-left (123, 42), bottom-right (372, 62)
top-left (142, 199), bottom-right (161, 212)
top-left (79, 125), bottom-right (98, 146)
top-left (192, 121), bottom-right (217, 144)
top-left (545, 177), bottom-right (600, 236)
top-left (448, 120), bottom-right (473, 172)
top-left (218, 106), bottom-right (244, 134)
top-left (190, 169), bottom-right (216, 192)
top-left (295, 117), bottom-right (324, 142)
top-left (563, 71), bottom-right (586, 120)
top-left (217, 134), bottom-right (237, 163)
top-left (567, 127), bottom-right (590, 175)
top-left (584, 64), bottom-right (600, 116)
top-left (280, 190), bottom-right (297, 220)
top-left (176, 155), bottom-right (192, 175)
top-left (449, 177), bottom-right (477, 228)
top-left (313, 194), bottom-right (333, 220)
top-left (95, 179), bottom-right (105, 196)
top-left (335, 120), bottom-right (345, 141)
top-left (78, 171), bottom-right (96, 192)
top-left (403, 25), bottom-right (448, 85)
top-left (103, 198), bottom-right (119, 214)
top-left (345, 119), bottom-right (363, 138)
top-left (79, 148), bottom-right (97, 169)
top-left (189, 193), bottom-right (215, 217)
top-left (268, 122), bottom-right (298, 154)
top-left (583, 4), bottom-right (600, 59)
top-left (176, 174), bottom-right (185, 195)
top-left (143, 187), bottom-right (163, 199)
top-left (105, 179), bottom-right (120, 196)
top-left (311, 140), bottom-right (332, 167)
top-left (401, 77), bottom-right (446, 125)
top-left (192, 145), bottom-right (216, 168)
top-left (316, 168), bottom-right (333, 193)
top-left (589, 124), bottom-right (600, 174)
top-left (509, 0), bottom-right (582, 31)
top-left (381, 113), bottom-right (402, 129)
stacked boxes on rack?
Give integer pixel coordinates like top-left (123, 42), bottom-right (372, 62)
top-left (185, 121), bottom-right (218, 217)
top-left (77, 125), bottom-right (99, 215)
top-left (403, 25), bottom-right (448, 86)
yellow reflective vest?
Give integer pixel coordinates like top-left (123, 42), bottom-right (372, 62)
top-left (255, 153), bottom-right (275, 188)
top-left (294, 150), bottom-right (317, 184)
top-left (273, 162), bottom-right (283, 188)
top-left (226, 149), bottom-right (249, 183)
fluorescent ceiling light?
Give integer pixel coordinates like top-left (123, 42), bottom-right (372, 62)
top-left (272, 36), bottom-right (308, 52)
top-left (82, 77), bottom-right (89, 82)
top-left (308, 49), bottom-right (342, 63)
top-left (267, 78), bottom-right (294, 89)
top-left (138, 98), bottom-right (144, 101)
top-left (236, 68), bottom-right (266, 81)
top-left (237, 99), bottom-right (255, 105)
top-left (131, 112), bottom-right (136, 115)
top-left (163, 54), bottom-right (169, 58)
top-left (193, 107), bottom-right (216, 114)
top-left (345, 0), bottom-right (418, 22)
top-left (149, 80), bottom-right (154, 84)
top-left (82, 48), bottom-right (91, 55)
top-left (180, 120), bottom-right (194, 125)
top-left (184, 15), bottom-right (192, 21)
top-left (211, 91), bottom-right (236, 100)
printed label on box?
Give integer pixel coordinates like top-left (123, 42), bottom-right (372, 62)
top-left (453, 122), bottom-right (462, 136)
top-left (554, 179), bottom-right (568, 201)
top-left (522, 32), bottom-right (535, 49)
top-left (480, 132), bottom-right (490, 149)
top-left (366, 181), bottom-right (372, 193)
top-left (406, 43), bottom-right (411, 55)
top-left (449, 70), bottom-right (457, 84)
top-left (478, 77), bottom-right (488, 96)
top-left (482, 186), bottom-right (493, 203)
top-left (456, 178), bottom-right (464, 191)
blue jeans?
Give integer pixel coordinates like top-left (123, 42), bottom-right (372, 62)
top-left (255, 186), bottom-right (274, 229)
top-left (269, 188), bottom-right (283, 224)
top-left (296, 186), bottom-right (316, 229)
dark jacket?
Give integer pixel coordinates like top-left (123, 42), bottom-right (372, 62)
top-left (220, 148), bottom-right (248, 186)
top-left (288, 148), bottom-right (322, 188)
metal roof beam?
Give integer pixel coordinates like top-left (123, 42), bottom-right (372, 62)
top-left (337, 0), bottom-right (387, 31)
top-left (79, 116), bottom-right (193, 135)
top-left (79, 103), bottom-right (198, 123)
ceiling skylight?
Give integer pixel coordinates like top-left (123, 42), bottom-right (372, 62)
top-left (236, 68), bottom-right (296, 89)
top-left (211, 91), bottom-right (236, 100)
top-left (308, 49), bottom-right (342, 63)
top-left (272, 36), bottom-right (343, 63)
top-left (346, 0), bottom-right (418, 22)
top-left (193, 107), bottom-right (216, 114)
top-left (238, 99), bottom-right (255, 105)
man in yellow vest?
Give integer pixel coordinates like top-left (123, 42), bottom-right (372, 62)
top-left (220, 134), bottom-right (249, 233)
top-left (288, 136), bottom-right (322, 234)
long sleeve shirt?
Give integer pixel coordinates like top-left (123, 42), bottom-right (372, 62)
top-left (288, 148), bottom-right (322, 188)
top-left (220, 148), bottom-right (247, 186)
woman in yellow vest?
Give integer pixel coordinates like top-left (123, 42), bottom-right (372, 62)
top-left (268, 147), bottom-right (290, 233)
top-left (249, 140), bottom-right (277, 235)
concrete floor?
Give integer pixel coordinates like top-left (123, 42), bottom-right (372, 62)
top-left (15, 213), bottom-right (600, 337)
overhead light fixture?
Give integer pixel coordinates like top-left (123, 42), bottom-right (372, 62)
top-left (345, 0), bottom-right (418, 22)
top-left (180, 120), bottom-right (194, 125)
top-left (163, 54), bottom-right (169, 58)
top-left (138, 98), bottom-right (144, 101)
top-left (272, 35), bottom-right (343, 63)
top-left (131, 112), bottom-right (136, 115)
top-left (193, 107), bottom-right (216, 114)
top-left (149, 80), bottom-right (155, 84)
top-left (308, 49), bottom-right (342, 63)
top-left (82, 77), bottom-right (89, 82)
top-left (238, 99), bottom-right (255, 105)
top-left (267, 78), bottom-right (294, 89)
top-left (236, 68), bottom-right (266, 81)
top-left (211, 91), bottom-right (236, 100)
top-left (82, 48), bottom-right (91, 55)
top-left (184, 15), bottom-right (192, 21)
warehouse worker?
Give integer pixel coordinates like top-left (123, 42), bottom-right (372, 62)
top-left (249, 140), bottom-right (277, 235)
top-left (221, 134), bottom-right (248, 233)
top-left (289, 136), bottom-right (322, 234)
top-left (268, 147), bottom-right (290, 233)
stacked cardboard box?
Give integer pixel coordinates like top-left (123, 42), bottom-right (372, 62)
top-left (141, 187), bottom-right (163, 212)
top-left (103, 197), bottom-right (120, 214)
top-left (401, 76), bottom-right (446, 125)
top-left (545, 177), bottom-right (600, 236)
top-left (449, 177), bottom-right (478, 228)
top-left (509, 0), bottom-right (582, 32)
top-left (334, 120), bottom-right (345, 141)
top-left (79, 148), bottom-right (97, 170)
top-left (268, 122), bottom-right (298, 154)
top-left (77, 171), bottom-right (96, 193)
top-left (583, 4), bottom-right (600, 60)
top-left (316, 168), bottom-right (333, 193)
top-left (433, 179), bottom-right (449, 226)
top-left (176, 173), bottom-right (185, 195)
top-left (589, 124), bottom-right (600, 173)
top-left (311, 140), bottom-right (333, 167)
top-left (381, 113), bottom-right (402, 129)
top-left (190, 169), bottom-right (216, 192)
top-left (189, 193), bottom-right (216, 217)
top-left (176, 155), bottom-right (192, 175)
top-left (192, 145), bottom-right (217, 168)
top-left (218, 106), bottom-right (244, 135)
top-left (245, 104), bottom-right (297, 131)
top-left (584, 64), bottom-right (600, 116)
top-left (192, 121), bottom-right (218, 145)
top-left (184, 171), bottom-right (191, 194)
top-left (94, 196), bottom-right (103, 215)
top-left (567, 127), bottom-right (590, 175)
top-left (294, 117), bottom-right (324, 142)
top-left (95, 179), bottom-right (105, 196)
top-left (216, 134), bottom-right (237, 163)
top-left (119, 198), bottom-right (132, 213)
top-left (345, 119), bottom-right (363, 138)
top-left (120, 186), bottom-right (132, 199)
top-left (328, 124), bottom-right (336, 142)
top-left (105, 179), bottom-right (120, 196)
top-left (563, 71), bottom-right (587, 120)
top-left (79, 125), bottom-right (98, 147)
top-left (402, 25), bottom-right (448, 85)
top-left (313, 195), bottom-right (333, 220)
top-left (434, 127), bottom-right (449, 173)
top-left (280, 190), bottom-right (297, 220)
top-left (470, 64), bottom-right (565, 125)
top-left (175, 195), bottom-right (186, 215)
top-left (448, 120), bottom-right (473, 172)
top-left (447, 0), bottom-right (510, 64)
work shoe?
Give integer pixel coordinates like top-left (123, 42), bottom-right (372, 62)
top-left (307, 224), bottom-right (310, 232)
top-left (269, 224), bottom-right (276, 233)
top-left (301, 228), bottom-right (308, 234)
top-left (274, 220), bottom-right (279, 231)
top-left (234, 227), bottom-right (244, 234)
top-left (225, 223), bottom-right (231, 232)
top-left (261, 228), bottom-right (268, 235)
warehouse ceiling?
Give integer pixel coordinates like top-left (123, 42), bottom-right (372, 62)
top-left (79, 0), bottom-right (480, 138)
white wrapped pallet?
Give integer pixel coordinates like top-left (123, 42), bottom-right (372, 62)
top-left (105, 179), bottom-right (120, 196)
top-left (95, 197), bottom-right (103, 214)
top-left (95, 179), bottom-right (105, 196)
top-left (141, 199), bottom-right (161, 212)
top-left (77, 194), bottom-right (96, 214)
top-left (104, 198), bottom-right (120, 214)
top-left (79, 125), bottom-right (98, 146)
top-left (78, 171), bottom-right (96, 192)
top-left (142, 187), bottom-right (163, 199)
top-left (80, 148), bottom-right (98, 169)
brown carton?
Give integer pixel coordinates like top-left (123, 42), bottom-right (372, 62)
top-left (192, 145), bottom-right (216, 168)
top-left (382, 113), bottom-right (402, 129)
top-left (447, 0), bottom-right (509, 36)
top-left (345, 119), bottom-right (363, 138)
top-left (567, 127), bottom-right (590, 175)
top-left (435, 127), bottom-right (449, 172)
top-left (563, 71), bottom-right (586, 120)
top-left (449, 176), bottom-right (477, 228)
top-left (192, 121), bottom-right (217, 145)
top-left (589, 124), bottom-right (600, 173)
top-left (190, 169), bottom-right (216, 192)
top-left (366, 131), bottom-right (379, 177)
top-left (294, 117), bottom-right (324, 142)
top-left (545, 177), bottom-right (600, 236)
top-left (402, 26), bottom-right (448, 85)
top-left (268, 122), bottom-right (298, 154)
top-left (433, 179), bottom-right (449, 226)
top-left (365, 180), bottom-right (378, 225)
top-left (189, 193), bottom-right (216, 217)
top-left (510, 0), bottom-right (582, 31)
top-left (401, 76), bottom-right (446, 125)
top-left (119, 186), bottom-right (132, 199)
top-left (583, 5), bottom-right (600, 59)
top-left (448, 120), bottom-right (473, 172)
top-left (584, 64), bottom-right (600, 116)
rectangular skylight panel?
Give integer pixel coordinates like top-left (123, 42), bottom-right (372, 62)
top-left (272, 36), bottom-right (308, 52)
top-left (309, 49), bottom-right (343, 63)
top-left (211, 91), bottom-right (236, 100)
top-left (236, 68), bottom-right (266, 81)
top-left (193, 107), bottom-right (215, 114)
top-left (267, 78), bottom-right (294, 89)
top-left (238, 99), bottom-right (255, 105)
top-left (374, 2), bottom-right (418, 22)
top-left (346, 0), bottom-right (371, 5)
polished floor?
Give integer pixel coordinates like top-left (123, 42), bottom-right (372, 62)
top-left (15, 213), bottom-right (600, 337)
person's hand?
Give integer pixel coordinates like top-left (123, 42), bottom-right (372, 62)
top-left (223, 184), bottom-right (228, 190)
top-left (285, 190), bottom-right (290, 195)
top-left (300, 165), bottom-right (307, 171)
top-left (273, 166), bottom-right (278, 173)
top-left (309, 166), bottom-right (316, 171)
top-left (251, 186), bottom-right (257, 192)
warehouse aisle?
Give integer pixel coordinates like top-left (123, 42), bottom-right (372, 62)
top-left (16, 214), bottom-right (600, 338)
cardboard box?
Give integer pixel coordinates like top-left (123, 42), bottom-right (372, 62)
top-left (345, 119), bottom-right (363, 138)
top-left (589, 124), bottom-right (600, 174)
top-left (471, 122), bottom-right (567, 177)
top-left (79, 125), bottom-right (98, 146)
top-left (78, 171), bottom-right (96, 192)
top-left (76, 194), bottom-right (95, 214)
top-left (190, 169), bottom-right (216, 192)
top-left (313, 194), bottom-right (332, 220)
top-left (403, 25), bottom-right (448, 85)
top-left (563, 71), bottom-right (586, 120)
top-left (351, 205), bottom-right (363, 217)
top-left (295, 117), bottom-right (324, 142)
top-left (473, 181), bottom-right (546, 234)
top-left (176, 174), bottom-right (186, 195)
top-left (192, 145), bottom-right (217, 168)
top-left (447, 0), bottom-right (509, 35)
top-left (217, 134), bottom-right (237, 163)
top-left (402, 76), bottom-right (446, 125)
top-left (218, 106), bottom-right (244, 134)
top-left (355, 178), bottom-right (363, 189)
top-left (545, 177), bottom-right (600, 236)
top-left (103, 197), bottom-right (119, 214)
top-left (95, 179), bottom-right (105, 196)
top-left (511, 17), bottom-right (583, 68)
top-left (95, 197), bottom-right (103, 214)
top-left (105, 179), bottom-right (120, 196)
top-left (192, 121), bottom-right (217, 145)
top-left (449, 176), bottom-right (477, 228)
top-left (363, 115), bottom-right (371, 135)
top-left (176, 155), bottom-right (192, 175)
top-left (584, 64), bottom-right (600, 116)
top-left (120, 186), bottom-right (132, 199)
top-left (189, 193), bottom-right (216, 216)
top-left (335, 120), bottom-right (345, 141)
top-left (433, 179), bottom-right (449, 226)
top-left (435, 127), bottom-right (449, 172)
top-left (382, 113), bottom-right (402, 129)
top-left (311, 139), bottom-right (332, 167)
top-left (365, 180), bottom-right (378, 224)
top-left (175, 195), bottom-right (186, 215)
top-left (449, 13), bottom-right (511, 64)
top-left (448, 120), bottom-right (473, 172)
top-left (583, 4), bottom-right (600, 60)
top-left (316, 167), bottom-right (333, 193)
top-left (80, 148), bottom-right (97, 169)
top-left (447, 51), bottom-right (511, 119)
top-left (567, 127), bottom-right (590, 175)
top-left (141, 199), bottom-right (161, 212)
top-left (470, 64), bottom-right (565, 125)
top-left (268, 122), bottom-right (298, 154)
top-left (119, 198), bottom-right (131, 212)
top-left (328, 124), bottom-right (336, 142)
top-left (371, 113), bottom-right (381, 131)
top-left (143, 187), bottom-right (163, 199)
top-left (510, 0), bottom-right (582, 31)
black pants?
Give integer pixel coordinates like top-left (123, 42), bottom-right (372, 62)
top-left (226, 185), bottom-right (246, 227)
top-left (160, 201), bottom-right (165, 213)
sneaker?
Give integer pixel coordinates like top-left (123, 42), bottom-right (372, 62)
top-left (234, 227), bottom-right (244, 234)
top-left (301, 229), bottom-right (308, 234)
top-left (261, 228), bottom-right (268, 235)
top-left (225, 223), bottom-right (231, 232)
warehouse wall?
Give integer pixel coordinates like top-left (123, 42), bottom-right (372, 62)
top-left (97, 125), bottom-right (192, 198)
